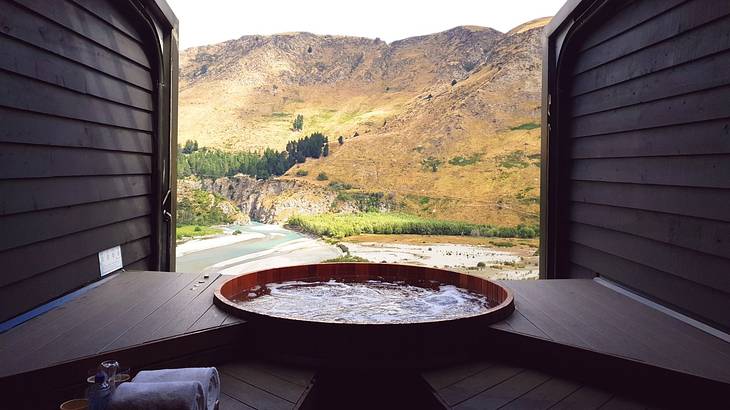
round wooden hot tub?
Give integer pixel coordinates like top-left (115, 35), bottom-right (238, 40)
top-left (214, 263), bottom-right (514, 368)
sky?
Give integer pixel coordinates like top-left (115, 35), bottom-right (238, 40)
top-left (167, 0), bottom-right (567, 50)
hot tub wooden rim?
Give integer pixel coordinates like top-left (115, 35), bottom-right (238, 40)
top-left (214, 262), bottom-right (514, 326)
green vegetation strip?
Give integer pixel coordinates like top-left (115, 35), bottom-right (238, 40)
top-left (322, 255), bottom-right (370, 263)
top-left (178, 132), bottom-right (329, 180)
top-left (448, 153), bottom-right (481, 166)
top-left (510, 122), bottom-right (540, 131)
top-left (176, 225), bottom-right (223, 240)
top-left (287, 212), bottom-right (538, 239)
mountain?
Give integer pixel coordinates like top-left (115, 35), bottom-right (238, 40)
top-left (178, 17), bottom-right (550, 226)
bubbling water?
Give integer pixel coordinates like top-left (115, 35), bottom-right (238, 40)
top-left (233, 279), bottom-right (494, 324)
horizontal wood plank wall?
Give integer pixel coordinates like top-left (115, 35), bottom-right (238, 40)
top-left (0, 0), bottom-right (156, 322)
top-left (559, 0), bottom-right (730, 331)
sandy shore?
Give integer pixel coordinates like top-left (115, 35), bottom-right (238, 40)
top-left (214, 238), bottom-right (341, 276)
top-left (342, 240), bottom-right (539, 280)
top-left (176, 232), bottom-right (265, 257)
top-left (343, 242), bottom-right (519, 267)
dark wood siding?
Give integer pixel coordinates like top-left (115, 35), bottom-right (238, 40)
top-left (0, 0), bottom-right (160, 322)
top-left (547, 0), bottom-right (730, 331)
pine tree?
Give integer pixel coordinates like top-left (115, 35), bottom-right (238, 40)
top-left (292, 114), bottom-right (304, 131)
top-left (323, 143), bottom-right (329, 157)
top-left (182, 139), bottom-right (199, 154)
top-left (338, 135), bottom-right (344, 145)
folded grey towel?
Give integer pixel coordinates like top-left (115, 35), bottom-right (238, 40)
top-left (133, 367), bottom-right (220, 410)
top-left (108, 381), bottom-right (205, 410)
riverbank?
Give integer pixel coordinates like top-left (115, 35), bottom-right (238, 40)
top-left (175, 224), bottom-right (539, 281)
top-left (341, 234), bottom-right (539, 280)
top-left (176, 230), bottom-right (265, 257)
top-left (175, 223), bottom-right (340, 274)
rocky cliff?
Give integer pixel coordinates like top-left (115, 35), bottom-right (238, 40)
top-left (180, 175), bottom-right (390, 224)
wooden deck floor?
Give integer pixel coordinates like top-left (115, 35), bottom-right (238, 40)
top-left (491, 279), bottom-right (730, 384)
top-left (1, 273), bottom-right (729, 407)
top-left (0, 270), bottom-right (242, 377)
top-left (422, 358), bottom-right (648, 409)
top-left (218, 359), bottom-right (315, 410)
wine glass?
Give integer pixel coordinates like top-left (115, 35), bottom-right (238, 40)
top-left (100, 360), bottom-right (119, 389)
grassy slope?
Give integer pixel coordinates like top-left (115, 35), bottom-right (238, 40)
top-left (179, 82), bottom-right (405, 152)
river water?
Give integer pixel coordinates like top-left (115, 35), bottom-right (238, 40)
top-left (175, 223), bottom-right (334, 274)
top-left (175, 223), bottom-right (534, 279)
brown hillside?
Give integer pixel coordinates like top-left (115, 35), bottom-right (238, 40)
top-left (178, 18), bottom-right (550, 225)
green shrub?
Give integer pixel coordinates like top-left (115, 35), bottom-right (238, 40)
top-left (286, 212), bottom-right (539, 240)
top-left (176, 190), bottom-right (234, 226)
top-left (421, 156), bottom-right (443, 172)
top-left (490, 240), bottom-right (515, 247)
top-left (477, 261), bottom-right (486, 268)
top-left (322, 255), bottom-right (370, 263)
top-left (448, 153), bottom-right (481, 166)
top-left (510, 122), bottom-right (540, 131)
top-left (335, 191), bottom-right (384, 212)
top-left (497, 151), bottom-right (530, 169)
top-left (295, 169), bottom-right (309, 177)
top-left (316, 172), bottom-right (329, 181)
top-left (292, 114), bottom-right (304, 131)
top-left (176, 225), bottom-right (223, 240)
top-left (329, 181), bottom-right (353, 190)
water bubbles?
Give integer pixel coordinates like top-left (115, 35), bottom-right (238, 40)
top-left (235, 279), bottom-right (493, 324)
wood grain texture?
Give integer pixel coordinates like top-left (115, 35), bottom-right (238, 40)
top-left (572, 13), bottom-right (730, 96)
top-left (0, 175), bottom-right (151, 215)
top-left (572, 0), bottom-right (730, 74)
top-left (572, 51), bottom-right (730, 117)
top-left (568, 201), bottom-right (730, 259)
top-left (0, 107), bottom-right (153, 152)
top-left (14, 0), bottom-right (150, 68)
top-left (569, 118), bottom-right (730, 157)
top-left (568, 222), bottom-right (730, 292)
top-left (569, 180), bottom-right (730, 223)
top-left (576, 0), bottom-right (685, 51)
top-left (70, 0), bottom-right (145, 42)
top-left (0, 71), bottom-right (153, 131)
top-left (0, 216), bottom-right (152, 286)
top-left (545, 0), bottom-right (730, 330)
top-left (0, 36), bottom-right (153, 110)
top-left (0, 271), bottom-right (239, 377)
top-left (424, 357), bottom-right (646, 410)
top-left (0, 0), bottom-right (160, 321)
top-left (0, 195), bottom-right (152, 252)
top-left (493, 279), bottom-right (730, 383)
top-left (0, 1), bottom-right (152, 90)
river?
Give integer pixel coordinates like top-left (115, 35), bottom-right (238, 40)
top-left (175, 223), bottom-right (341, 275)
top-left (176, 223), bottom-right (538, 280)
